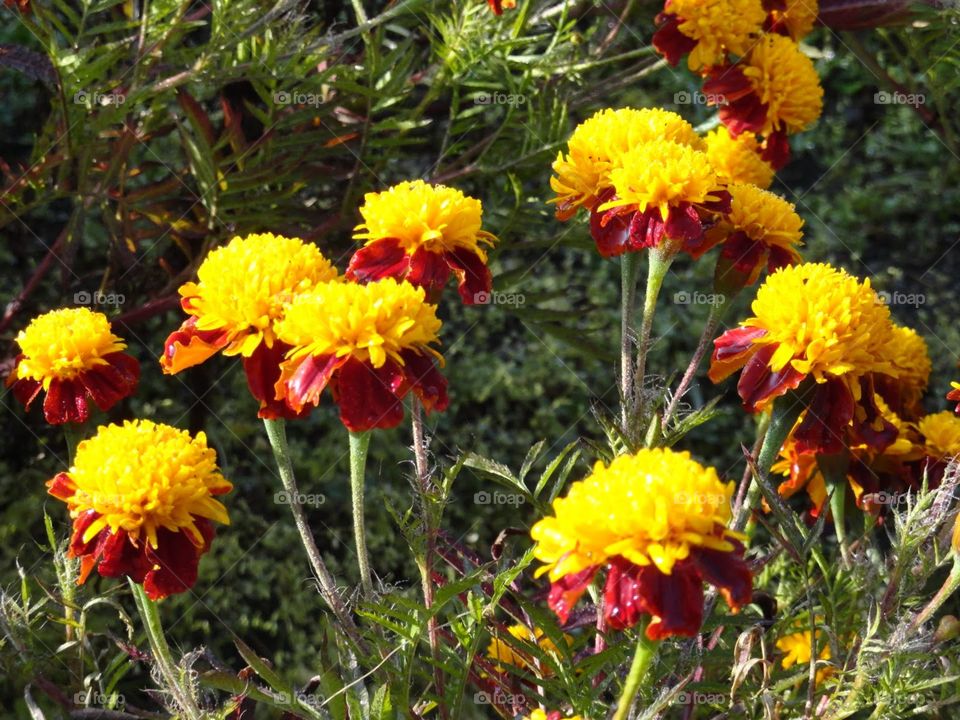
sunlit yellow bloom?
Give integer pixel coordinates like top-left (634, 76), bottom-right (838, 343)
top-left (770, 0), bottom-right (819, 40)
top-left (777, 629), bottom-right (833, 685)
top-left (918, 411), bottom-right (960, 459)
top-left (670, 0), bottom-right (767, 70)
top-left (744, 35), bottom-right (823, 136)
top-left (486, 624), bottom-right (570, 673)
top-left (704, 127), bottom-right (775, 188)
top-left (523, 711), bottom-right (584, 720)
top-left (883, 325), bottom-right (931, 415)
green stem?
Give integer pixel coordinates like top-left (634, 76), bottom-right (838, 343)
top-left (128, 580), bottom-right (203, 720)
top-left (262, 419), bottom-right (363, 647)
top-left (634, 245), bottom-right (675, 427)
top-left (63, 421), bottom-right (85, 464)
top-left (349, 430), bottom-right (374, 598)
top-left (620, 253), bottom-right (641, 431)
top-left (612, 622), bottom-right (660, 720)
top-left (911, 560), bottom-right (960, 632)
top-left (820, 454), bottom-right (852, 569)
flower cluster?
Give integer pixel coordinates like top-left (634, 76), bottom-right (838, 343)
top-left (531, 448), bottom-right (752, 640)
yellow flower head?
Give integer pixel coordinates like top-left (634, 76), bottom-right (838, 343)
top-left (704, 127), bottom-right (775, 188)
top-left (724, 183), bottom-right (804, 252)
top-left (670, 0), bottom-right (767, 70)
top-left (531, 448), bottom-right (740, 581)
top-left (601, 139), bottom-right (725, 222)
top-left (353, 180), bottom-right (495, 258)
top-left (777, 629), bottom-right (833, 684)
top-left (550, 108), bottom-right (703, 219)
top-left (918, 411), bottom-right (960, 460)
top-left (523, 712), bottom-right (584, 720)
top-left (276, 278), bottom-right (443, 369)
top-left (770, 0), bottom-right (819, 40)
top-left (744, 263), bottom-right (897, 381)
top-left (179, 233), bottom-right (339, 357)
top-left (743, 35), bottom-right (824, 135)
top-left (60, 419), bottom-right (231, 550)
top-left (486, 624), bottom-right (570, 673)
top-left (884, 325), bottom-right (931, 410)
top-left (13, 308), bottom-right (127, 389)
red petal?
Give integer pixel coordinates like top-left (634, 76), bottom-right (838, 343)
top-left (761, 129), bottom-right (791, 170)
top-left (47, 472), bottom-right (76, 500)
top-left (278, 354), bottom-right (342, 413)
top-left (43, 378), bottom-right (90, 424)
top-left (487, 0), bottom-right (503, 14)
top-left (346, 237), bottom-right (411, 284)
top-left (737, 343), bottom-right (806, 411)
top-left (547, 565), bottom-right (599, 624)
top-left (849, 376), bottom-right (897, 451)
top-left (407, 247), bottom-right (453, 293)
top-left (97, 529), bottom-right (152, 583)
top-left (792, 378), bottom-right (854, 454)
top-left (242, 341), bottom-right (310, 420)
top-left (142, 523), bottom-right (214, 600)
top-left (708, 326), bottom-right (767, 383)
top-left (80, 352), bottom-right (140, 412)
top-left (445, 248), bottom-right (493, 305)
top-left (400, 349), bottom-right (449, 414)
top-left (331, 358), bottom-right (406, 431)
top-left (703, 65), bottom-right (755, 105)
top-left (690, 545), bottom-right (753, 612)
top-left (69, 510), bottom-right (101, 558)
top-left (948, 387), bottom-right (960, 414)
top-left (652, 13), bottom-right (697, 66)
top-left (590, 206), bottom-right (633, 258)
top-left (161, 316), bottom-right (231, 374)
top-left (604, 558), bottom-right (704, 639)
top-left (664, 204), bottom-right (703, 244)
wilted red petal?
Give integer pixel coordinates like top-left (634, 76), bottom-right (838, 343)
top-left (652, 13), bottom-right (698, 66)
top-left (399, 349), bottom-right (449, 414)
top-left (161, 316), bottom-right (231, 374)
top-left (408, 246), bottom-right (453, 292)
top-left (142, 521), bottom-right (215, 600)
top-left (792, 378), bottom-right (854, 454)
top-left (690, 544), bottom-right (753, 611)
top-left (332, 358), bottom-right (406, 431)
top-left (242, 341), bottom-right (309, 420)
top-left (346, 237), bottom-right (411, 284)
top-left (708, 326), bottom-right (767, 383)
top-left (547, 565), bottom-right (599, 624)
top-left (445, 248), bottom-right (493, 305)
top-left (737, 343), bottom-right (806, 411)
top-left (43, 378), bottom-right (90, 424)
top-left (590, 206), bottom-right (632, 257)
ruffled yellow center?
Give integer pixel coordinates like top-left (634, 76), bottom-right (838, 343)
top-left (14, 308), bottom-right (127, 388)
top-left (276, 278), bottom-right (443, 369)
top-left (601, 139), bottom-right (724, 221)
top-left (704, 127), bottom-right (775, 188)
top-left (353, 180), bottom-right (495, 258)
top-left (724, 183), bottom-right (804, 250)
top-left (180, 233), bottom-right (339, 357)
top-left (531, 448), bottom-right (741, 581)
top-left (744, 263), bottom-right (897, 381)
top-left (918, 411), bottom-right (960, 459)
top-left (550, 108), bottom-right (704, 218)
top-left (743, 35), bottom-right (824, 135)
top-left (771, 0), bottom-right (819, 40)
top-left (671, 0), bottom-right (767, 70)
top-left (64, 419), bottom-right (231, 549)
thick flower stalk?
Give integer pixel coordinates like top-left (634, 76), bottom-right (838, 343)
top-left (530, 448), bottom-right (753, 640)
top-left (709, 263), bottom-right (899, 456)
top-left (697, 183), bottom-right (804, 291)
top-left (47, 419), bottom-right (231, 600)
top-left (704, 126), bottom-right (776, 189)
top-left (703, 34), bottom-right (824, 169)
top-left (274, 277), bottom-right (448, 431)
top-left (161, 232), bottom-right (339, 419)
top-left (7, 308), bottom-right (139, 425)
top-left (653, 0), bottom-right (766, 70)
top-left (347, 179), bottom-right (496, 304)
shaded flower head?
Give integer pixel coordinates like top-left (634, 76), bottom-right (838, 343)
top-left (875, 325), bottom-right (930, 420)
top-left (348, 180), bottom-right (496, 305)
top-left (274, 278), bottom-right (448, 431)
top-left (47, 419), bottom-right (231, 600)
top-left (777, 629), bottom-right (833, 684)
top-left (550, 107), bottom-right (703, 221)
top-left (161, 233), bottom-right (339, 419)
top-left (918, 411), bottom-right (960, 461)
top-left (653, 0), bottom-right (766, 70)
top-left (704, 35), bottom-right (824, 168)
top-left (485, 623), bottom-right (571, 674)
top-left (592, 139), bottom-right (731, 257)
top-left (699, 183), bottom-right (803, 289)
top-left (704, 126), bottom-right (775, 188)
top-left (7, 308), bottom-right (139, 424)
top-left (767, 0), bottom-right (819, 40)
top-left (531, 448), bottom-right (752, 640)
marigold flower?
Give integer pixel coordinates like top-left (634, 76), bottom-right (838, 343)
top-left (704, 126), bottom-right (775, 189)
top-left (767, 0), bottom-right (819, 40)
top-left (523, 712), bottom-right (583, 720)
top-left (949, 382), bottom-right (960, 414)
top-left (530, 448), bottom-right (752, 640)
top-left (47, 419), bottom-right (231, 600)
top-left (710, 263), bottom-right (899, 454)
top-left (550, 107), bottom-right (703, 222)
top-left (653, 0), bottom-right (766, 71)
top-left (592, 140), bottom-right (731, 258)
top-left (698, 183), bottom-right (803, 288)
top-left (7, 308), bottom-right (139, 425)
top-left (486, 623), bottom-right (570, 673)
top-left (274, 278), bottom-right (448, 432)
top-left (487, 0), bottom-right (516, 13)
top-left (918, 412), bottom-right (960, 461)
top-left (161, 233), bottom-right (339, 419)
top-left (703, 35), bottom-right (824, 169)
top-left (874, 325), bottom-right (930, 420)
top-left (777, 629), bottom-right (833, 684)
top-left (347, 180), bottom-right (496, 305)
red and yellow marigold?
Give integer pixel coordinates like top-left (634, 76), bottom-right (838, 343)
top-left (704, 126), bottom-right (775, 189)
top-left (653, 0), bottom-right (767, 71)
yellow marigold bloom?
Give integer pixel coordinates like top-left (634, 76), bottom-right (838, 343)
top-left (704, 127), bottom-right (775, 188)
top-left (879, 325), bottom-right (931, 418)
top-left (7, 307), bottom-right (139, 424)
top-left (918, 411), bottom-right (960, 459)
top-left (47, 419), bottom-right (232, 600)
top-left (550, 107), bottom-right (703, 220)
top-left (777, 630), bottom-right (833, 685)
top-left (274, 278), bottom-right (448, 431)
top-left (668, 0), bottom-right (767, 70)
top-left (601, 140), bottom-right (724, 223)
top-left (743, 35), bottom-right (824, 137)
top-left (486, 624), bottom-right (570, 673)
top-left (523, 712), bottom-right (584, 720)
top-left (769, 0), bottom-right (819, 40)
